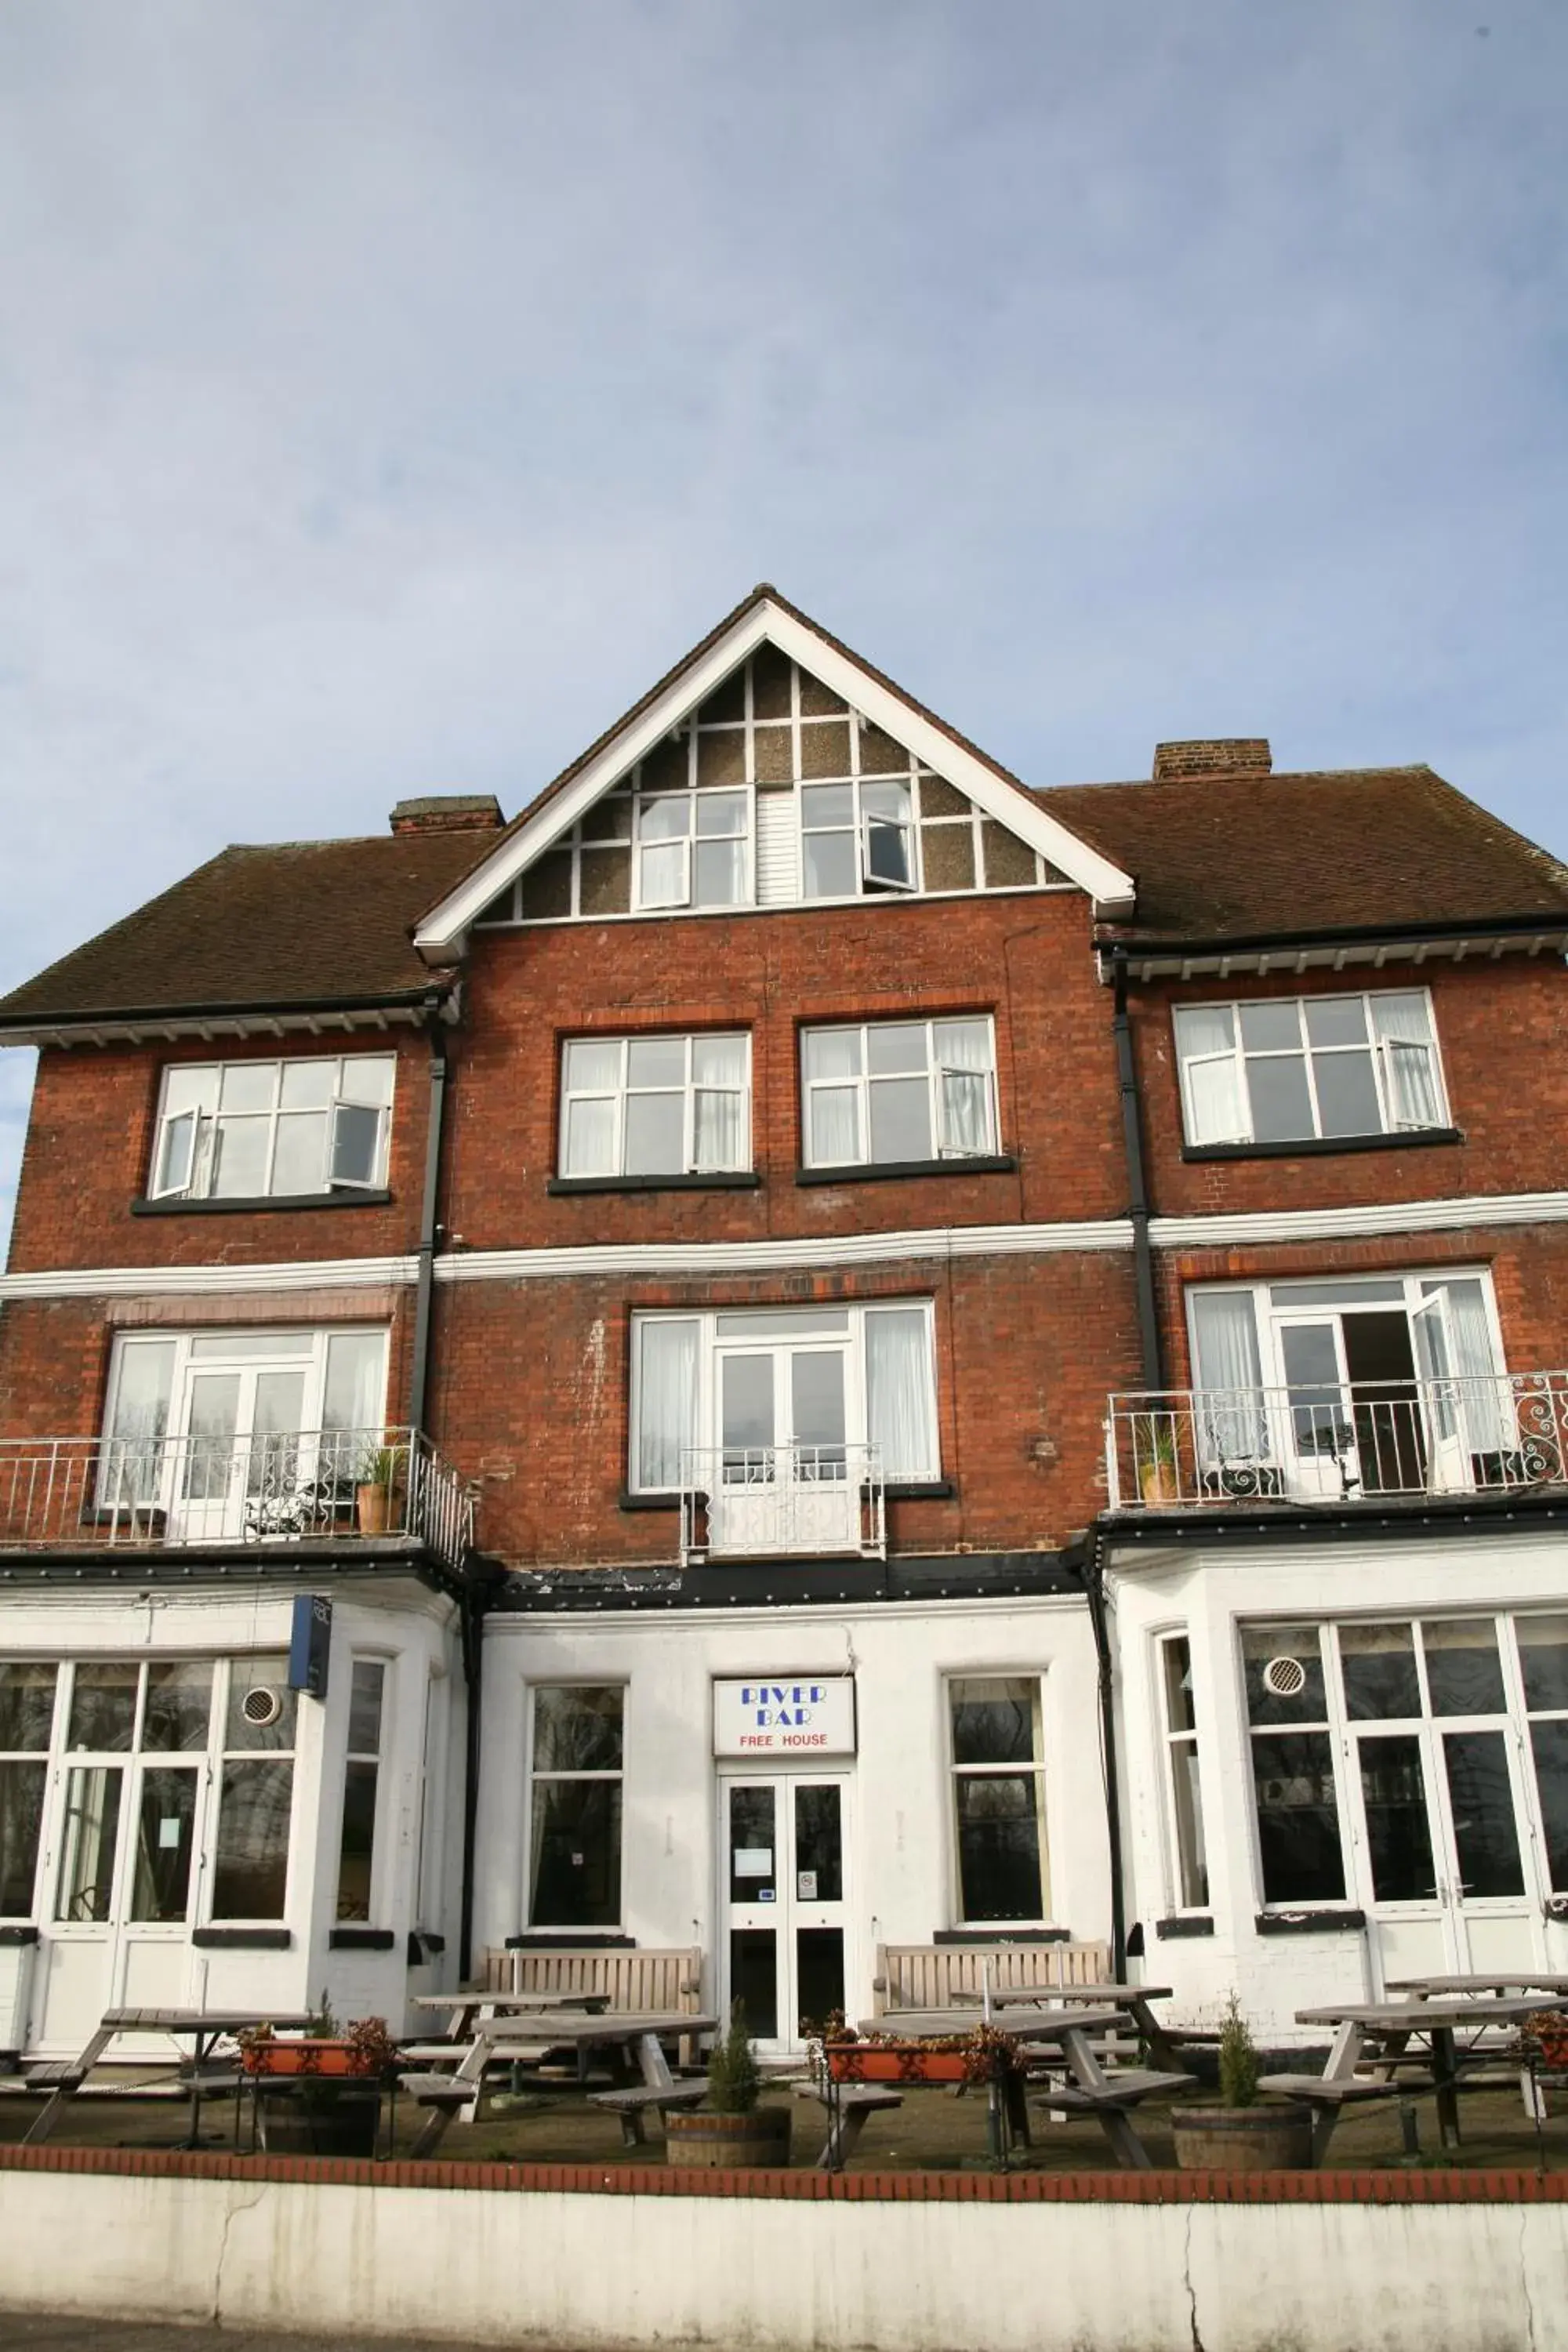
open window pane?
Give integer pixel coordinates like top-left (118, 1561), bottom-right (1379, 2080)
top-left (330, 1102), bottom-right (383, 1187)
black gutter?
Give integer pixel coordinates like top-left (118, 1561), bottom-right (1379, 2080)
top-left (408, 1014), bottom-right (449, 1436)
top-left (1096, 910), bottom-right (1568, 963)
top-left (1112, 959), bottom-right (1162, 1389)
top-left (1067, 1528), bottom-right (1127, 1980)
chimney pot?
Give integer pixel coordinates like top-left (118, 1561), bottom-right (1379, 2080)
top-left (1152, 739), bottom-right (1272, 782)
top-left (390, 794), bottom-right (505, 836)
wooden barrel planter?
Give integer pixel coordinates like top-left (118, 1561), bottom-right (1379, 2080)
top-left (665, 2108), bottom-right (792, 2169)
top-left (1171, 2103), bottom-right (1312, 2171)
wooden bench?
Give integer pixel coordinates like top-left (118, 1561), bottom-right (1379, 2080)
top-left (871, 1940), bottom-right (1112, 2016)
top-left (589, 2082), bottom-right (710, 2147)
top-left (1258, 2071), bottom-right (1433, 2166)
top-left (797, 2082), bottom-right (902, 2171)
top-left (481, 1947), bottom-right (705, 2064)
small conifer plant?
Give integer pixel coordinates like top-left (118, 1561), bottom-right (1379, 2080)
top-left (1217, 1991), bottom-right (1261, 2108)
top-left (705, 2001), bottom-right (761, 2114)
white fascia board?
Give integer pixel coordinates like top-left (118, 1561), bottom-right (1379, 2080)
top-left (413, 600), bottom-right (1136, 954)
top-left (1149, 1189), bottom-right (1568, 1249)
top-left (433, 1219), bottom-right (1134, 1283)
top-left (0, 1254), bottom-right (419, 1301)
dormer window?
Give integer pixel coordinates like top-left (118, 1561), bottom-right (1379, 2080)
top-left (148, 1054), bottom-right (395, 1202)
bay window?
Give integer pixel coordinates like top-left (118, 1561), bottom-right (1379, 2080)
top-left (557, 1033), bottom-right (750, 1178)
top-left (948, 1676), bottom-right (1048, 1922)
top-left (800, 1018), bottom-right (998, 1167)
top-left (149, 1053), bottom-right (395, 1201)
top-left (1174, 990), bottom-right (1446, 1149)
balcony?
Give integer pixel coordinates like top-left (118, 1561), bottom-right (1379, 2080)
top-left (1105, 1374), bottom-right (1568, 1514)
top-left (679, 1444), bottom-right (886, 1566)
top-left (0, 1425), bottom-right (474, 1577)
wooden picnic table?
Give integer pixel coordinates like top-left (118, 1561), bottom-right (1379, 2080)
top-left (1385, 1974), bottom-right (1568, 2000)
top-left (985, 1983), bottom-right (1191, 2073)
top-left (1290, 1995), bottom-right (1546, 2152)
top-left (403, 2009), bottom-right (720, 2158)
top-left (23, 2007), bottom-right (316, 2149)
top-left (407, 1988), bottom-right (608, 2038)
top-left (851, 2006), bottom-right (1180, 2169)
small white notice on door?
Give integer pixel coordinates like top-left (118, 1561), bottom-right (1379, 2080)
top-left (797, 1871), bottom-right (818, 1900)
top-left (158, 1817), bottom-right (183, 1849)
top-left (735, 1847), bottom-right (772, 1878)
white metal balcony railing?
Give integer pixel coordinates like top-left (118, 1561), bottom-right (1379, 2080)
top-left (1105, 1374), bottom-right (1568, 1513)
top-left (679, 1444), bottom-right (886, 1566)
top-left (0, 1425), bottom-right (474, 1574)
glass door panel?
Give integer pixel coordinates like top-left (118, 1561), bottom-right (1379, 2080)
top-left (176, 1372), bottom-right (243, 1537)
top-left (788, 1352), bottom-right (855, 1548)
top-left (56, 1766), bottom-right (125, 1923)
top-left (1278, 1323), bottom-right (1353, 1495)
top-left (727, 1782), bottom-right (779, 2042)
top-left (1410, 1294), bottom-right (1466, 1490)
top-left (1356, 1735), bottom-right (1439, 1904)
top-left (1440, 1730), bottom-right (1525, 1900)
top-left (715, 1356), bottom-right (777, 1553)
top-left (722, 1774), bottom-right (851, 2050)
top-left (129, 1766), bottom-right (200, 1922)
top-left (794, 1782), bottom-right (844, 1902)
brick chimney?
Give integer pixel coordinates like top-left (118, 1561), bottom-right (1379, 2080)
top-left (1152, 739), bottom-right (1272, 782)
top-left (390, 794), bottom-right (505, 836)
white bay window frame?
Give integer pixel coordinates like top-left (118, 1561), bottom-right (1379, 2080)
top-left (558, 1033), bottom-right (751, 1179)
top-left (800, 1016), bottom-right (999, 1168)
top-left (148, 1054), bottom-right (396, 1203)
top-left (1173, 988), bottom-right (1448, 1149)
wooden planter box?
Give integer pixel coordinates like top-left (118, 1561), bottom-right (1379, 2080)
top-left (241, 2038), bottom-right (382, 2079)
top-left (825, 2043), bottom-right (973, 2085)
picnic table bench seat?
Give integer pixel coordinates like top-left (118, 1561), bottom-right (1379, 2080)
top-left (589, 2082), bottom-right (710, 2146)
top-left (797, 2080), bottom-right (903, 2171)
top-left (1258, 2070), bottom-right (1436, 2165)
top-left (1034, 2067), bottom-right (1190, 2111)
top-left (398, 2072), bottom-right (481, 2107)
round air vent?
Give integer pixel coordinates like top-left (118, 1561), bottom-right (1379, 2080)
top-left (241, 1686), bottom-right (283, 1729)
top-left (1262, 1655), bottom-right (1307, 1700)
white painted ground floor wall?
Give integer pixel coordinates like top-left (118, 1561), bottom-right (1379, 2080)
top-left (2, 2167), bottom-right (1562, 2352)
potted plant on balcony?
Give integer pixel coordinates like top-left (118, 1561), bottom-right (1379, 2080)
top-left (240, 2002), bottom-right (400, 2157)
top-left (1171, 1994), bottom-right (1310, 2170)
top-left (665, 2002), bottom-right (791, 2169)
top-left (1136, 1414), bottom-right (1181, 1506)
top-left (355, 1439), bottom-right (403, 1536)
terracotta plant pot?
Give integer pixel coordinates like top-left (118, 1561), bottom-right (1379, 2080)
top-left (1140, 1462), bottom-right (1179, 1505)
top-left (1171, 2102), bottom-right (1312, 2171)
top-left (665, 2107), bottom-right (792, 2169)
top-left (241, 2038), bottom-right (381, 2078)
top-left (827, 2045), bottom-right (971, 2085)
top-left (356, 1483), bottom-right (391, 1536)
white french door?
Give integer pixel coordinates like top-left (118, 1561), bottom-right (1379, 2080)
top-left (721, 1773), bottom-right (852, 2051)
top-left (713, 1340), bottom-right (856, 1555)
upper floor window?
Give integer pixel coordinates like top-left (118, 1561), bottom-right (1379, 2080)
top-left (558, 1033), bottom-right (750, 1178)
top-left (149, 1054), bottom-right (396, 1202)
top-left (635, 786), bottom-right (751, 910)
top-left (800, 1018), bottom-right (998, 1167)
top-left (1173, 990), bottom-right (1446, 1149)
top-left (800, 779), bottom-right (916, 898)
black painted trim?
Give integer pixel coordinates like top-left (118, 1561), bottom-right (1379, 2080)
top-left (132, 1189), bottom-right (392, 1218)
top-left (1105, 913), bottom-right (1568, 960)
top-left (193, 1926), bottom-right (292, 1950)
top-left (506, 1932), bottom-right (635, 1949)
top-left (1154, 1915), bottom-right (1216, 1940)
top-left (932, 1928), bottom-right (1069, 1946)
top-left (794, 1155), bottom-right (1014, 1187)
top-left (884, 1479), bottom-right (956, 1502)
top-left (0, 1923), bottom-right (40, 1946)
top-left (618, 1490), bottom-right (681, 1513)
top-left (488, 1548), bottom-right (1076, 1612)
top-left (1182, 1129), bottom-right (1461, 1165)
top-left (547, 1172), bottom-right (761, 1196)
top-left (328, 1926), bottom-right (396, 1951)
top-left (1102, 1488), bottom-right (1568, 1551)
top-left (1254, 1909), bottom-right (1367, 1936)
top-left (407, 1930), bottom-right (447, 1965)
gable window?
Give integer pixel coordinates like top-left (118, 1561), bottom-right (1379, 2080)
top-left (149, 1054), bottom-right (396, 1202)
top-left (630, 1301), bottom-right (939, 1494)
top-left (800, 1018), bottom-right (997, 1167)
top-left (1173, 991), bottom-right (1446, 1149)
top-left (948, 1676), bottom-right (1048, 1923)
top-left (800, 779), bottom-right (916, 898)
top-left (558, 1033), bottom-right (750, 1178)
top-left (635, 786), bottom-right (751, 911)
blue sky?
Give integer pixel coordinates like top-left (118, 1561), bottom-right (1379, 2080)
top-left (2, 1), bottom-right (1566, 1256)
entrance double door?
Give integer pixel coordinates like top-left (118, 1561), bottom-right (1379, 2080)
top-left (723, 1774), bottom-right (850, 2049)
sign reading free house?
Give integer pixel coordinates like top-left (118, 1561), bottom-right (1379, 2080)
top-left (713, 1677), bottom-right (857, 1757)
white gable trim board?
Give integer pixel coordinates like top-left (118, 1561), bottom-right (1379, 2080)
top-left (412, 600), bottom-right (1136, 954)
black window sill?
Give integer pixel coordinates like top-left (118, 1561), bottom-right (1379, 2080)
top-left (796, 1156), bottom-right (1015, 1187)
top-left (932, 1927), bottom-right (1069, 1945)
top-left (0, 1923), bottom-right (40, 1946)
top-left (1254, 1908), bottom-right (1367, 1936)
top-left (619, 1490), bottom-right (681, 1512)
top-left (408, 1930), bottom-right (446, 1964)
top-left (132, 1189), bottom-right (393, 1217)
top-left (506, 1931), bottom-right (634, 1948)
top-left (1182, 1130), bottom-right (1461, 1164)
top-left (1154, 1915), bottom-right (1215, 1940)
top-left (329, 1926), bottom-right (395, 1951)
top-left (886, 1480), bottom-right (956, 1501)
top-left (547, 1172), bottom-right (760, 1196)
top-left (194, 1926), bottom-right (292, 1950)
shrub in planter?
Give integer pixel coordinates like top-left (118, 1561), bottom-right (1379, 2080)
top-left (666, 2002), bottom-right (791, 2169)
top-left (1171, 1994), bottom-right (1311, 2172)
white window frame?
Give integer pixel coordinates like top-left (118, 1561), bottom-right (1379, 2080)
top-left (799, 775), bottom-right (919, 900)
top-left (800, 1016), bottom-right (999, 1168)
top-left (1185, 1269), bottom-right (1508, 1403)
top-left (336, 1653), bottom-right (394, 1926)
top-left (632, 782), bottom-right (754, 913)
top-left (147, 1054), bottom-right (397, 1203)
top-left (524, 1680), bottom-right (627, 1932)
top-left (1155, 1632), bottom-right (1210, 1914)
top-left (945, 1672), bottom-right (1051, 1928)
top-left (1173, 988), bottom-right (1449, 1148)
top-left (626, 1299), bottom-right (941, 1494)
top-left (557, 1032), bottom-right (752, 1178)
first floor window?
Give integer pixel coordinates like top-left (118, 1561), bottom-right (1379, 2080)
top-left (1243, 1624), bottom-right (1346, 1904)
top-left (1174, 989), bottom-right (1446, 1149)
top-left (150, 1052), bottom-right (396, 1201)
top-left (528, 1685), bottom-right (624, 1928)
top-left (800, 1017), bottom-right (998, 1167)
top-left (212, 1658), bottom-right (297, 1920)
top-left (948, 1676), bottom-right (1048, 1922)
top-left (336, 1660), bottom-right (387, 1922)
top-left (629, 1300), bottom-right (939, 1492)
top-left (559, 1033), bottom-right (750, 1178)
top-left (1158, 1635), bottom-right (1209, 1909)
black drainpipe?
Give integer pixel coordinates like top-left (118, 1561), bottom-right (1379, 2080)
top-left (1112, 954), bottom-right (1163, 1391)
top-left (1076, 1527), bottom-right (1127, 1979)
top-left (408, 1007), bottom-right (450, 1436)
top-left (458, 1579), bottom-right (484, 1982)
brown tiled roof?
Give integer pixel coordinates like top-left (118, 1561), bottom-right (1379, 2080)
top-left (0, 833), bottom-right (479, 1029)
top-left (1040, 765), bottom-right (1568, 945)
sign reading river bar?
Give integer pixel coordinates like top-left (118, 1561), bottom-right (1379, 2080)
top-left (713, 1677), bottom-right (856, 1756)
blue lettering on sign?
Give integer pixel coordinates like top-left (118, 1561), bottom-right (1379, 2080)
top-left (740, 1682), bottom-right (829, 1730)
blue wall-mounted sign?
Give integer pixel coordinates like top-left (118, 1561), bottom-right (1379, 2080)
top-left (289, 1592), bottom-right (332, 1698)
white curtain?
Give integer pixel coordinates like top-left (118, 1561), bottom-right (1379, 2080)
top-left (637, 1319), bottom-right (699, 1489)
top-left (1190, 1291), bottom-right (1268, 1462)
top-left (866, 1309), bottom-right (935, 1479)
top-left (1174, 1006), bottom-right (1247, 1144)
top-left (935, 1020), bottom-right (996, 1155)
top-left (1429, 1277), bottom-right (1509, 1454)
top-left (105, 1341), bottom-right (176, 1502)
top-left (692, 1035), bottom-right (747, 1170)
top-left (1372, 994), bottom-right (1442, 1127)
